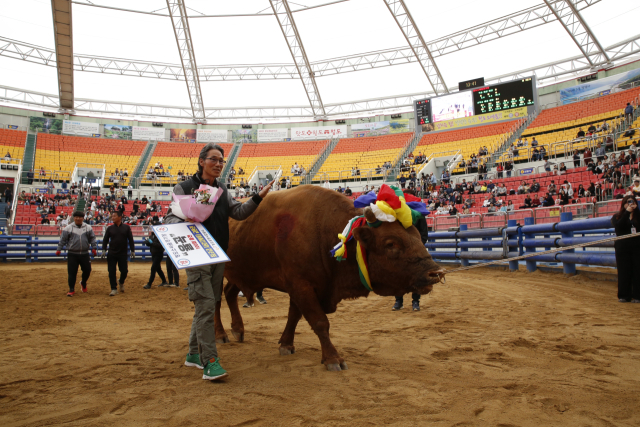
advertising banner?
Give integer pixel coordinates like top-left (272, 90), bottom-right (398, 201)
top-left (56, 189), bottom-right (69, 194)
top-left (389, 119), bottom-right (410, 134)
top-left (518, 167), bottom-right (534, 175)
top-left (231, 129), bottom-right (257, 143)
top-left (14, 225), bottom-right (33, 232)
top-left (258, 128), bottom-right (288, 142)
top-left (34, 188), bottom-right (49, 194)
top-left (153, 223), bottom-right (230, 270)
top-left (352, 121), bottom-right (390, 137)
top-left (433, 107), bottom-right (528, 131)
top-left (62, 120), bottom-right (100, 136)
top-left (292, 126), bottom-right (347, 140)
top-left (29, 117), bottom-right (63, 133)
top-left (132, 126), bottom-right (166, 141)
top-left (158, 191), bottom-right (170, 196)
top-left (196, 129), bottom-right (228, 143)
top-left (170, 128), bottom-right (197, 143)
top-left (7, 125), bottom-right (19, 130)
top-left (559, 68), bottom-right (640, 104)
top-left (104, 124), bottom-right (133, 139)
top-left (0, 177), bottom-right (15, 183)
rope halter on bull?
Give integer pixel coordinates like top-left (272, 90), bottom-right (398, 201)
top-left (330, 184), bottom-right (435, 292)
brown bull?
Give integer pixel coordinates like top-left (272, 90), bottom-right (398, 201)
top-left (214, 185), bottom-right (444, 371)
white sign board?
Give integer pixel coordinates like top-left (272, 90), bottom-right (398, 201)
top-left (62, 120), bottom-right (100, 136)
top-left (197, 129), bottom-right (228, 143)
top-left (292, 126), bottom-right (347, 140)
top-left (132, 126), bottom-right (166, 141)
top-left (153, 223), bottom-right (230, 270)
top-left (258, 128), bottom-right (288, 142)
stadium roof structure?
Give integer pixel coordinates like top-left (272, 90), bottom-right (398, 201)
top-left (0, 0), bottom-right (639, 124)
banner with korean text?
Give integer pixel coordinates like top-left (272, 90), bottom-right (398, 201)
top-left (170, 128), bottom-right (196, 142)
top-left (433, 107), bottom-right (528, 131)
top-left (153, 223), bottom-right (230, 270)
top-left (197, 129), bottom-right (228, 143)
top-left (292, 126), bottom-right (347, 140)
top-left (351, 121), bottom-right (389, 137)
top-left (258, 128), bottom-right (288, 142)
top-left (132, 126), bottom-right (166, 141)
top-left (62, 120), bottom-right (100, 136)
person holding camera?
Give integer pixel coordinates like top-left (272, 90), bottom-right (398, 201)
top-left (611, 195), bottom-right (640, 302)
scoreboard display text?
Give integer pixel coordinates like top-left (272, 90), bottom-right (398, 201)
top-left (472, 78), bottom-right (535, 114)
top-left (415, 99), bottom-right (432, 126)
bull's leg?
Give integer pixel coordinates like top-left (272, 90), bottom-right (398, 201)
top-left (224, 282), bottom-right (245, 342)
top-left (278, 299), bottom-right (302, 356)
top-left (214, 299), bottom-right (230, 344)
top-left (289, 284), bottom-right (348, 372)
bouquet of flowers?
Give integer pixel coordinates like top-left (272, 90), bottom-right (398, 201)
top-left (170, 184), bottom-right (224, 222)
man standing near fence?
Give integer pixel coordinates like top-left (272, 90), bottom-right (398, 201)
top-left (56, 211), bottom-right (97, 297)
top-left (102, 211), bottom-right (135, 296)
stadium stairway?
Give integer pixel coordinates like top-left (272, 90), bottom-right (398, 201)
top-left (302, 137), bottom-right (339, 185)
top-left (221, 143), bottom-right (242, 182)
top-left (20, 133), bottom-right (37, 185)
top-left (75, 196), bottom-right (86, 213)
top-left (386, 132), bottom-right (422, 183)
top-left (132, 141), bottom-right (157, 188)
top-left (487, 112), bottom-right (538, 169)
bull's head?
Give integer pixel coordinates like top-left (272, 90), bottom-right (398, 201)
top-left (351, 207), bottom-right (445, 296)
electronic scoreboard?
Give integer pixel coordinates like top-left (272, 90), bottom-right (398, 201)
top-left (415, 99), bottom-right (432, 128)
top-left (472, 78), bottom-right (535, 114)
top-left (414, 77), bottom-right (536, 131)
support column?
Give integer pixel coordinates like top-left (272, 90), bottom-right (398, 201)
top-left (508, 219), bottom-right (519, 272)
top-left (459, 224), bottom-right (469, 267)
top-left (560, 212), bottom-right (576, 275)
top-left (524, 217), bottom-right (536, 272)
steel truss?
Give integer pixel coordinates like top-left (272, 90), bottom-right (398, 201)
top-left (166, 0), bottom-right (206, 121)
top-left (383, 0), bottom-right (447, 95)
top-left (268, 0), bottom-right (325, 119)
top-left (544, 0), bottom-right (609, 67)
top-left (0, 0), bottom-right (601, 82)
top-left (50, 0), bottom-right (74, 110)
top-left (1, 33), bottom-right (639, 121)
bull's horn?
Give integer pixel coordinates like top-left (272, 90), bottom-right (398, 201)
top-left (363, 206), bottom-right (377, 223)
top-left (428, 269), bottom-right (447, 284)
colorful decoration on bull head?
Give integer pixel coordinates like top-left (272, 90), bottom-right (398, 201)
top-left (331, 184), bottom-right (429, 292)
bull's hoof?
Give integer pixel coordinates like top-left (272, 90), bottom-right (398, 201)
top-left (231, 330), bottom-right (244, 342)
top-left (339, 361), bottom-right (348, 370)
top-left (326, 363), bottom-right (343, 372)
top-left (215, 336), bottom-right (230, 344)
top-left (279, 346), bottom-right (295, 356)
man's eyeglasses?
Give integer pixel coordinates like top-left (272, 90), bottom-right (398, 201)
top-left (205, 157), bottom-right (226, 165)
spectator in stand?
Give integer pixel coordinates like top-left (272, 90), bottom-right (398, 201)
top-left (588, 123), bottom-right (597, 134)
top-left (544, 159), bottom-right (553, 172)
top-left (573, 150), bottom-right (580, 168)
top-left (505, 161), bottom-right (513, 178)
top-left (614, 183), bottom-right (626, 199)
top-left (559, 163), bottom-right (567, 174)
top-left (542, 193), bottom-right (555, 207)
top-left (530, 180), bottom-right (541, 193)
top-left (577, 128), bottom-right (586, 138)
top-left (531, 147), bottom-right (540, 161)
top-left (595, 143), bottom-right (606, 162)
top-left (631, 177), bottom-right (640, 196)
top-left (611, 195), bottom-right (640, 302)
top-left (496, 163), bottom-right (504, 178)
top-left (548, 180), bottom-right (557, 196)
top-left (583, 147), bottom-right (593, 165)
top-left (344, 187), bottom-right (352, 196)
top-left (517, 181), bottom-right (527, 195)
top-left (506, 200), bottom-right (514, 211)
top-left (624, 103), bottom-right (634, 124)
top-left (27, 169), bottom-right (34, 185)
top-left (558, 190), bottom-right (569, 206)
top-left (623, 125), bottom-right (636, 139)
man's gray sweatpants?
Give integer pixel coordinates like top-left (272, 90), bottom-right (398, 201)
top-left (186, 262), bottom-right (225, 367)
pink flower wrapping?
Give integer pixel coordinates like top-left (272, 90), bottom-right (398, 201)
top-left (172, 185), bottom-right (224, 222)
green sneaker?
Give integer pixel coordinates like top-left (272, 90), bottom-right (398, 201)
top-left (184, 353), bottom-right (203, 370)
top-left (202, 358), bottom-right (228, 381)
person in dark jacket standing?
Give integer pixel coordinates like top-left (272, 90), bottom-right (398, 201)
top-left (611, 195), bottom-right (640, 302)
top-left (393, 191), bottom-right (429, 311)
top-left (102, 211), bottom-right (135, 296)
top-left (56, 211), bottom-right (97, 296)
top-left (163, 143), bottom-right (272, 381)
top-left (144, 231), bottom-right (168, 289)
top-left (166, 256), bottom-right (180, 289)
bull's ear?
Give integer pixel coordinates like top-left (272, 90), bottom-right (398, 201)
top-left (352, 226), bottom-right (376, 251)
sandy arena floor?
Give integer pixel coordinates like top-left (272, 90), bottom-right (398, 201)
top-left (1, 262), bottom-right (639, 426)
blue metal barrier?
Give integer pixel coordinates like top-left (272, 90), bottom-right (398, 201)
top-left (426, 214), bottom-right (617, 272)
top-left (0, 237), bottom-right (155, 262)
